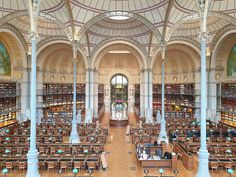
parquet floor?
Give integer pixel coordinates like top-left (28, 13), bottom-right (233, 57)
top-left (2, 113), bottom-right (235, 177)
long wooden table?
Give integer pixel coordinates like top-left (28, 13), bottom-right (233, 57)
top-left (172, 141), bottom-right (193, 170)
top-left (139, 156), bottom-right (177, 169)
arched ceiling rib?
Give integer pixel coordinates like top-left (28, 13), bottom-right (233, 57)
top-left (0, 0), bottom-right (235, 56)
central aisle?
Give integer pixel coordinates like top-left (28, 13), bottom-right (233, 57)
top-left (99, 113), bottom-right (143, 177)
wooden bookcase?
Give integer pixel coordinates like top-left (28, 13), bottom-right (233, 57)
top-left (98, 84), bottom-right (104, 113)
top-left (42, 83), bottom-right (85, 122)
top-left (0, 83), bottom-right (17, 126)
top-left (220, 83), bottom-right (236, 126)
top-left (153, 83), bottom-right (195, 118)
top-left (134, 84), bottom-right (140, 110)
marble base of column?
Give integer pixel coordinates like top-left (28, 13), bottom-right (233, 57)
top-left (26, 149), bottom-right (40, 177)
top-left (145, 108), bottom-right (153, 123)
top-left (158, 118), bottom-right (168, 144)
top-left (196, 149), bottom-right (210, 177)
top-left (85, 108), bottom-right (92, 123)
top-left (69, 119), bottom-right (80, 144)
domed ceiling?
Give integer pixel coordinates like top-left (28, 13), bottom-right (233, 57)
top-left (0, 0), bottom-right (235, 57)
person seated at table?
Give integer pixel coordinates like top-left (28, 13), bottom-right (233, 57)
top-left (139, 150), bottom-right (148, 160)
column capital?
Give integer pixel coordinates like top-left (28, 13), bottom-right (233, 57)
top-left (72, 58), bottom-right (77, 63)
top-left (198, 32), bottom-right (208, 40)
top-left (140, 69), bottom-right (145, 73)
top-left (144, 68), bottom-right (153, 73)
top-left (86, 68), bottom-right (94, 72)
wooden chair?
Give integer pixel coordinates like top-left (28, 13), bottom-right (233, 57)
top-left (224, 161), bottom-right (232, 170)
top-left (59, 162), bottom-right (67, 172)
top-left (209, 161), bottom-right (218, 171)
top-left (87, 161), bottom-right (97, 171)
top-left (18, 162), bottom-right (26, 171)
top-left (47, 162), bottom-right (56, 171)
top-left (73, 161), bottom-right (84, 171)
top-left (5, 162), bottom-right (13, 171)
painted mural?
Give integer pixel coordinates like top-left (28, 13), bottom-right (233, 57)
top-left (0, 42), bottom-right (11, 76)
top-left (227, 45), bottom-right (236, 77)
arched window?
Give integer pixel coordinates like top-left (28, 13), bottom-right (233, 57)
top-left (227, 45), bottom-right (236, 77)
top-left (110, 74), bottom-right (128, 105)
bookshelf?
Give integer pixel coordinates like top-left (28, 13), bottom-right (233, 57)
top-left (42, 83), bottom-right (85, 122)
top-left (219, 83), bottom-right (236, 126)
top-left (0, 83), bottom-right (17, 126)
top-left (134, 84), bottom-right (140, 111)
top-left (153, 83), bottom-right (195, 118)
top-left (98, 84), bottom-right (104, 113)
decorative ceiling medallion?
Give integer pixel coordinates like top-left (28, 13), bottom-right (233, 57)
top-left (184, 76), bottom-right (188, 81)
top-left (50, 75), bottom-right (54, 81)
top-left (173, 76), bottom-right (177, 82)
top-left (215, 73), bottom-right (221, 80)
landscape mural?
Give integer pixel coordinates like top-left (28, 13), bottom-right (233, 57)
top-left (0, 41), bottom-right (11, 76)
top-left (227, 45), bottom-right (236, 77)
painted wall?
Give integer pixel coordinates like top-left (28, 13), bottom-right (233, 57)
top-left (227, 45), bottom-right (236, 77)
top-left (0, 41), bottom-right (11, 76)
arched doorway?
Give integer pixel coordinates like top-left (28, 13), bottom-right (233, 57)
top-left (110, 74), bottom-right (128, 120)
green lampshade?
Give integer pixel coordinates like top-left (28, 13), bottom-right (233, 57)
top-left (227, 168), bottom-right (234, 174)
top-left (5, 129), bottom-right (9, 133)
top-left (5, 149), bottom-right (11, 153)
top-left (84, 149), bottom-right (88, 154)
top-left (72, 168), bottom-right (78, 174)
top-left (186, 137), bottom-right (190, 141)
top-left (159, 168), bottom-right (164, 173)
top-left (57, 149), bottom-right (63, 154)
top-left (2, 168), bottom-right (8, 174)
top-left (5, 137), bottom-right (10, 141)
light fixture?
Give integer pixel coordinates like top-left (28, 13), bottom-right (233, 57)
top-left (173, 169), bottom-right (179, 177)
top-left (159, 168), bottom-right (164, 177)
top-left (72, 168), bottom-right (78, 177)
top-left (107, 11), bottom-right (130, 21)
top-left (227, 168), bottom-right (234, 177)
top-left (144, 169), bottom-right (149, 177)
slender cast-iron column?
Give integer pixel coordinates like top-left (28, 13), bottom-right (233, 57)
top-left (26, 1), bottom-right (41, 176)
top-left (196, 0), bottom-right (210, 176)
top-left (69, 42), bottom-right (80, 143)
top-left (158, 48), bottom-right (168, 144)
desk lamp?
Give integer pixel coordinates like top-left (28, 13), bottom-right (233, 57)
top-left (2, 168), bottom-right (8, 177)
top-left (159, 168), bottom-right (164, 177)
top-left (173, 169), bottom-right (179, 177)
top-left (227, 168), bottom-right (234, 177)
top-left (144, 169), bottom-right (149, 177)
top-left (73, 168), bottom-right (78, 177)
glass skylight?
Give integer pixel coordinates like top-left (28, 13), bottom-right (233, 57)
top-left (109, 15), bottom-right (130, 20)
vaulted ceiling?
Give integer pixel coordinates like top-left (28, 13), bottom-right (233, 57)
top-left (0, 0), bottom-right (236, 57)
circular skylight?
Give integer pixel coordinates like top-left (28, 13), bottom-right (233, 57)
top-left (109, 15), bottom-right (130, 21)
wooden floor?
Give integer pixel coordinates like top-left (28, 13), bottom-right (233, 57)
top-left (4, 113), bottom-right (235, 177)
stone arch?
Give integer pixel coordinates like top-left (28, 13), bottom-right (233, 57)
top-left (0, 28), bottom-right (27, 82)
top-left (92, 39), bottom-right (147, 70)
top-left (0, 10), bottom-right (72, 40)
top-left (168, 12), bottom-right (236, 38)
top-left (211, 27), bottom-right (236, 69)
top-left (151, 40), bottom-right (200, 69)
top-left (37, 40), bottom-right (87, 69)
top-left (104, 69), bottom-right (134, 85)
